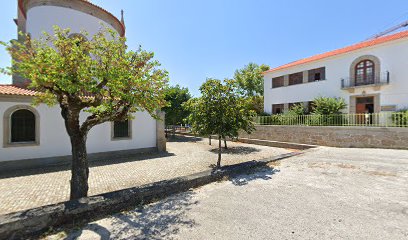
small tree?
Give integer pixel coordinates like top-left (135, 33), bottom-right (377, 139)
top-left (312, 97), bottom-right (347, 115)
top-left (184, 79), bottom-right (256, 168)
top-left (247, 95), bottom-right (264, 115)
top-left (162, 85), bottom-right (191, 135)
top-left (233, 63), bottom-right (269, 115)
top-left (1, 27), bottom-right (168, 199)
top-left (234, 63), bottom-right (270, 97)
top-left (312, 97), bottom-right (347, 126)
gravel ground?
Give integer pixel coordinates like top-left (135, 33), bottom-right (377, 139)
top-left (0, 136), bottom-right (290, 214)
top-left (46, 146), bottom-right (408, 240)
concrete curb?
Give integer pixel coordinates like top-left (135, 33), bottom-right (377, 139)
top-left (0, 151), bottom-right (302, 240)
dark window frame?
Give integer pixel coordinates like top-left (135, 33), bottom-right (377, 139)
top-left (10, 109), bottom-right (36, 143)
top-left (307, 101), bottom-right (314, 114)
top-left (112, 119), bottom-right (132, 140)
top-left (289, 72), bottom-right (303, 85)
top-left (308, 67), bottom-right (326, 82)
top-left (272, 104), bottom-right (284, 114)
top-left (272, 76), bottom-right (284, 88)
top-left (355, 60), bottom-right (375, 85)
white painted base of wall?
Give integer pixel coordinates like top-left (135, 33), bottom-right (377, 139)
top-left (0, 147), bottom-right (158, 174)
top-left (0, 101), bottom-right (158, 162)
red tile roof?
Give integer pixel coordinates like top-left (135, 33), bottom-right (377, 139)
top-left (264, 30), bottom-right (408, 74)
top-left (0, 84), bottom-right (104, 99)
top-left (0, 85), bottom-right (38, 96)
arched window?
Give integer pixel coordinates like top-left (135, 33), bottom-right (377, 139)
top-left (355, 60), bottom-right (375, 86)
top-left (11, 109), bottom-right (36, 143)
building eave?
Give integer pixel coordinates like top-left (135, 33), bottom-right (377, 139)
top-left (263, 30), bottom-right (408, 75)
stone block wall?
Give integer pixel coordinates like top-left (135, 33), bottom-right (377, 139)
top-left (240, 125), bottom-right (408, 149)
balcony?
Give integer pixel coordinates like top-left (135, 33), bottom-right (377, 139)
top-left (341, 71), bottom-right (390, 91)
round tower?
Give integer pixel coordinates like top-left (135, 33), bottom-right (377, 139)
top-left (14, 0), bottom-right (125, 86)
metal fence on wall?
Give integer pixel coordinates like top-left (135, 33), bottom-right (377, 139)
top-left (255, 112), bottom-right (408, 127)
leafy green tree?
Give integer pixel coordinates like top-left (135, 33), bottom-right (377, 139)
top-left (247, 95), bottom-right (264, 115)
top-left (1, 27), bottom-right (168, 199)
top-left (162, 85), bottom-right (191, 126)
top-left (234, 62), bottom-right (270, 96)
top-left (312, 97), bottom-right (347, 115)
top-left (184, 78), bottom-right (255, 168)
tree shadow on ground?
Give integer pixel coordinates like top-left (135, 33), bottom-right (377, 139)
top-left (0, 151), bottom-right (175, 179)
top-left (64, 191), bottom-right (197, 240)
top-left (209, 146), bottom-right (261, 155)
top-left (64, 223), bottom-right (112, 240)
top-left (228, 166), bottom-right (280, 186)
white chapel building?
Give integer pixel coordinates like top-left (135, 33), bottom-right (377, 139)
top-left (263, 30), bottom-right (408, 115)
top-left (0, 0), bottom-right (165, 171)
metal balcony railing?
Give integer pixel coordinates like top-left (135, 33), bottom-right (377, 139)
top-left (341, 71), bottom-right (390, 89)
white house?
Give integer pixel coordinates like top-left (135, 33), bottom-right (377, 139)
top-left (263, 30), bottom-right (408, 115)
top-left (0, 0), bottom-right (165, 171)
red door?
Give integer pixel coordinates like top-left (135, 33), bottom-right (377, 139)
top-left (356, 103), bottom-right (366, 124)
top-left (355, 97), bottom-right (374, 124)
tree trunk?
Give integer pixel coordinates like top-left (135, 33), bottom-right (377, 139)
top-left (69, 133), bottom-right (89, 200)
top-left (224, 137), bottom-right (228, 149)
top-left (217, 135), bottom-right (222, 168)
top-left (209, 135), bottom-right (212, 145)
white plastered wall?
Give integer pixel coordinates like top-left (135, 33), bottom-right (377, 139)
top-left (264, 38), bottom-right (408, 114)
top-left (0, 102), bottom-right (156, 162)
top-left (26, 5), bottom-right (116, 39)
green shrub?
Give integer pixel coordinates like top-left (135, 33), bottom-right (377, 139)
top-left (392, 109), bottom-right (408, 126)
top-left (312, 97), bottom-right (347, 115)
top-left (258, 112), bottom-right (270, 116)
top-left (286, 103), bottom-right (307, 116)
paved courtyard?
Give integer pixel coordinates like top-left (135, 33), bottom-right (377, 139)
top-left (0, 136), bottom-right (291, 215)
top-left (46, 147), bottom-right (408, 240)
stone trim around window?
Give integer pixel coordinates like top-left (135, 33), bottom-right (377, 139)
top-left (110, 119), bottom-right (132, 141)
top-left (3, 105), bottom-right (40, 148)
top-left (349, 55), bottom-right (381, 86)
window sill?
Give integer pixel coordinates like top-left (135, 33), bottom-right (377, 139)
top-left (3, 141), bottom-right (40, 148)
top-left (111, 137), bottom-right (132, 141)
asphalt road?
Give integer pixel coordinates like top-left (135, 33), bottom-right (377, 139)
top-left (45, 146), bottom-right (408, 240)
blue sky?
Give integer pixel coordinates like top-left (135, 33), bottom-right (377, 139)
top-left (1, 0), bottom-right (407, 95)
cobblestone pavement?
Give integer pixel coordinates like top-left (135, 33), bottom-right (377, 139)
top-left (0, 136), bottom-right (291, 215)
top-left (46, 147), bottom-right (408, 240)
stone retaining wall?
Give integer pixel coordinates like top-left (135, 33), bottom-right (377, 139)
top-left (240, 125), bottom-right (408, 149)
